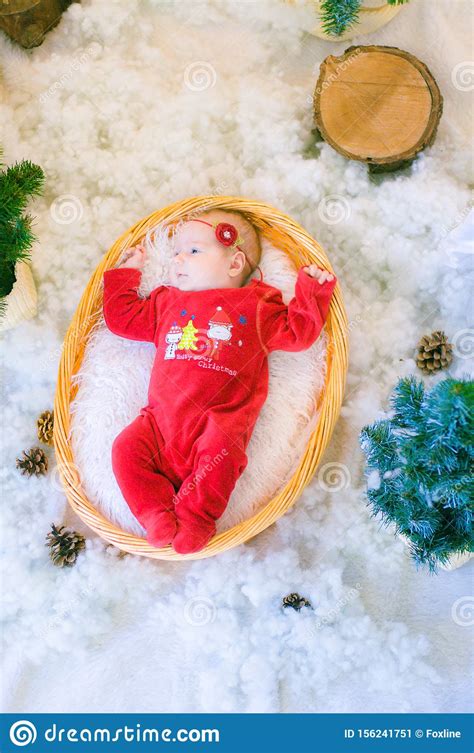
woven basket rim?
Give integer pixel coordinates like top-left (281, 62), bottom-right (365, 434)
top-left (53, 195), bottom-right (349, 560)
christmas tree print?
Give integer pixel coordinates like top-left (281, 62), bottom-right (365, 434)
top-left (178, 319), bottom-right (199, 351)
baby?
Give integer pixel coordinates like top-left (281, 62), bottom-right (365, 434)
top-left (103, 208), bottom-right (336, 554)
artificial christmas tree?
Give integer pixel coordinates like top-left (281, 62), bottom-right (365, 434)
top-left (360, 376), bottom-right (473, 573)
top-left (178, 319), bottom-right (199, 351)
top-left (0, 146), bottom-right (44, 330)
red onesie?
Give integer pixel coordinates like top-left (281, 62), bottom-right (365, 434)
top-left (103, 266), bottom-right (337, 553)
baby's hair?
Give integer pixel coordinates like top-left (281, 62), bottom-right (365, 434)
top-left (186, 206), bottom-right (262, 280)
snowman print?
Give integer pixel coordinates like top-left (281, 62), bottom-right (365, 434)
top-left (164, 322), bottom-right (183, 360)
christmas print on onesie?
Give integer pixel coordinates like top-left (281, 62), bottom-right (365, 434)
top-left (165, 305), bottom-right (241, 376)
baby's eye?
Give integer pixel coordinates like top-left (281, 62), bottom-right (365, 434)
top-left (190, 247), bottom-right (200, 254)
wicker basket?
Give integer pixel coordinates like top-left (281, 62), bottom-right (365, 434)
top-left (53, 196), bottom-right (349, 560)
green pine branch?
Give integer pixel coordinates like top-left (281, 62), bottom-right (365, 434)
top-left (320, 0), bottom-right (361, 37)
top-left (320, 0), bottom-right (410, 37)
top-left (0, 145), bottom-right (45, 314)
top-left (390, 375), bottom-right (424, 428)
top-left (360, 376), bottom-right (474, 574)
top-left (0, 160), bottom-right (45, 221)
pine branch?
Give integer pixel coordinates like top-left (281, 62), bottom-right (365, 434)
top-left (320, 0), bottom-right (410, 37)
top-left (425, 378), bottom-right (473, 448)
top-left (360, 375), bottom-right (474, 572)
top-left (0, 215), bottom-right (38, 261)
top-left (320, 0), bottom-right (361, 37)
top-left (360, 419), bottom-right (398, 472)
top-left (0, 146), bottom-right (45, 310)
top-left (390, 375), bottom-right (424, 429)
top-left (0, 161), bottom-right (45, 222)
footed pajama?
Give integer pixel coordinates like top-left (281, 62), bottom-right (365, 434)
top-left (111, 405), bottom-right (248, 550)
top-left (103, 265), bottom-right (337, 553)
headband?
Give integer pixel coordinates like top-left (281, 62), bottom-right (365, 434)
top-left (189, 218), bottom-right (263, 282)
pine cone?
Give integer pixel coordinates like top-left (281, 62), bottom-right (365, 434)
top-left (282, 592), bottom-right (312, 611)
top-left (416, 330), bottom-right (453, 374)
top-left (45, 523), bottom-right (86, 567)
top-left (16, 447), bottom-right (48, 476)
top-left (37, 410), bottom-right (54, 446)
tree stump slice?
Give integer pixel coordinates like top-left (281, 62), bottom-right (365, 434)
top-left (0, 0), bottom-right (74, 48)
top-left (313, 45), bottom-right (443, 173)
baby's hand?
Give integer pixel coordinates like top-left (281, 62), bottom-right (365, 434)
top-left (303, 264), bottom-right (334, 284)
top-left (118, 243), bottom-right (146, 270)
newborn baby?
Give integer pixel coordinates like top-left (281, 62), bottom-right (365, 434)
top-left (103, 208), bottom-right (337, 554)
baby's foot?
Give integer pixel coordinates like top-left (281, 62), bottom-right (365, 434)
top-left (172, 515), bottom-right (216, 555)
top-left (144, 510), bottom-right (177, 548)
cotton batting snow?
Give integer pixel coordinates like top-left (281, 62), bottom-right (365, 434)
top-left (1, 0), bottom-right (473, 714)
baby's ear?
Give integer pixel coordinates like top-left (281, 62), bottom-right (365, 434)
top-left (229, 250), bottom-right (246, 276)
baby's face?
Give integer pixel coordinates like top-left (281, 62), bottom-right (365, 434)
top-left (170, 220), bottom-right (242, 292)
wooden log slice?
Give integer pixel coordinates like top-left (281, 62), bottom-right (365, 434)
top-left (313, 45), bottom-right (443, 173)
top-left (0, 0), bottom-right (73, 48)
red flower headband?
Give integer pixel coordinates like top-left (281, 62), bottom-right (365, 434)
top-left (190, 219), bottom-right (263, 282)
